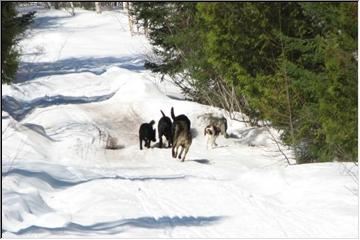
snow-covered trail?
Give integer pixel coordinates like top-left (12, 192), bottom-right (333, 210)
top-left (2, 7), bottom-right (358, 238)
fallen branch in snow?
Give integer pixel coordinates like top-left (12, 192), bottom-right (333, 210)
top-left (3, 138), bottom-right (25, 176)
top-left (263, 122), bottom-right (293, 166)
top-left (105, 135), bottom-right (123, 150)
top-left (340, 162), bottom-right (359, 185)
top-left (344, 185), bottom-right (358, 196)
top-left (93, 124), bottom-right (123, 150)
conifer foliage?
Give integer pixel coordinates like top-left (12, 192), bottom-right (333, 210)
top-left (131, 2), bottom-right (357, 163)
top-left (1, 2), bottom-right (35, 84)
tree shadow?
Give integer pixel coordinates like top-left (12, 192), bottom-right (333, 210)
top-left (32, 14), bottom-right (74, 30)
top-left (16, 56), bottom-right (146, 82)
top-left (2, 92), bottom-right (116, 121)
top-left (234, 127), bottom-right (268, 146)
top-left (2, 168), bottom-right (189, 190)
top-left (10, 216), bottom-right (225, 235)
top-left (22, 123), bottom-right (57, 141)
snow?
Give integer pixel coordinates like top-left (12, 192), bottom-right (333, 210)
top-left (2, 7), bottom-right (358, 238)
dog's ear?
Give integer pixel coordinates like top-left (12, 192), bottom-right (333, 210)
top-left (171, 107), bottom-right (175, 120)
top-left (160, 110), bottom-right (166, 117)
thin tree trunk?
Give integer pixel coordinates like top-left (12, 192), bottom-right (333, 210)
top-left (95, 2), bottom-right (101, 14)
top-left (127, 2), bottom-right (134, 36)
top-left (283, 67), bottom-right (297, 160)
top-left (144, 19), bottom-right (149, 37)
top-left (46, 2), bottom-right (52, 9)
top-left (279, 7), bottom-right (298, 163)
top-left (69, 2), bottom-right (75, 16)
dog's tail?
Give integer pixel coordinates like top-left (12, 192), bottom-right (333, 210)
top-left (171, 107), bottom-right (175, 120)
top-left (149, 120), bottom-right (155, 125)
top-left (160, 110), bottom-right (166, 117)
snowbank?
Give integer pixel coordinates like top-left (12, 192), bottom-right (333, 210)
top-left (2, 7), bottom-right (358, 238)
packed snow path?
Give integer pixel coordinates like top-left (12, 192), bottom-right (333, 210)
top-left (2, 7), bottom-right (358, 238)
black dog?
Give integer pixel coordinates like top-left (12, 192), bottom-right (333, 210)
top-left (139, 120), bottom-right (156, 150)
top-left (158, 110), bottom-right (172, 148)
top-left (170, 107), bottom-right (192, 161)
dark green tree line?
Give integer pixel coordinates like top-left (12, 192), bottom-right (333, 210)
top-left (132, 2), bottom-right (357, 163)
top-left (1, 2), bottom-right (35, 84)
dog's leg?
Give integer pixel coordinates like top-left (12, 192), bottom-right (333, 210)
top-left (182, 146), bottom-right (189, 162)
top-left (178, 146), bottom-right (184, 160)
top-left (167, 134), bottom-right (172, 148)
top-left (172, 146), bottom-right (176, 158)
top-left (206, 136), bottom-right (211, 149)
top-left (211, 136), bottom-right (217, 148)
top-left (139, 137), bottom-right (143, 150)
top-left (174, 145), bottom-right (181, 158)
top-left (159, 134), bottom-right (163, 148)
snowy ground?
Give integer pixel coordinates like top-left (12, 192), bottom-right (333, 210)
top-left (2, 7), bottom-right (358, 238)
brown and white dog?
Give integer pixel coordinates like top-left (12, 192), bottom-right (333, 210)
top-left (204, 124), bottom-right (221, 149)
top-left (198, 113), bottom-right (228, 138)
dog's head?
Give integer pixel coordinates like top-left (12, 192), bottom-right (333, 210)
top-left (204, 125), bottom-right (221, 136)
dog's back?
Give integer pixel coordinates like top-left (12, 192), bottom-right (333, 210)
top-left (158, 110), bottom-right (172, 147)
top-left (174, 122), bottom-right (192, 147)
top-left (209, 117), bottom-right (227, 136)
top-left (199, 113), bottom-right (228, 138)
top-left (171, 107), bottom-right (192, 161)
top-left (171, 107), bottom-right (190, 130)
top-left (173, 120), bottom-right (189, 143)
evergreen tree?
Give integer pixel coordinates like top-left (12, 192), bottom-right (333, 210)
top-left (131, 3), bottom-right (197, 76)
top-left (131, 2), bottom-right (357, 163)
top-left (1, 2), bottom-right (35, 84)
top-left (197, 2), bottom-right (357, 163)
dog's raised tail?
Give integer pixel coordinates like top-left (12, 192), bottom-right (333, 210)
top-left (160, 110), bottom-right (166, 117)
top-left (171, 107), bottom-right (175, 120)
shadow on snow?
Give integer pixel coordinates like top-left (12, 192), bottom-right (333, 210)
top-left (9, 215), bottom-right (225, 235)
top-left (16, 56), bottom-right (146, 82)
top-left (31, 14), bottom-right (75, 30)
top-left (2, 168), bottom-right (188, 189)
top-left (2, 92), bottom-right (116, 121)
